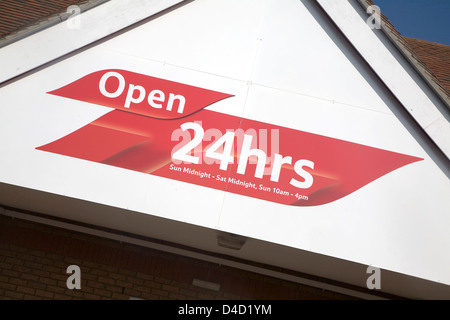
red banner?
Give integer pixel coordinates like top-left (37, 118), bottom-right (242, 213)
top-left (37, 70), bottom-right (423, 206)
top-left (48, 69), bottom-right (233, 119)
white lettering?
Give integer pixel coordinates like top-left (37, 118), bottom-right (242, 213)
top-left (290, 159), bottom-right (314, 189)
top-left (148, 89), bottom-right (165, 109)
top-left (167, 93), bottom-right (186, 114)
top-left (237, 134), bottom-right (266, 178)
top-left (98, 71), bottom-right (187, 114)
top-left (124, 84), bottom-right (145, 108)
top-left (99, 71), bottom-right (125, 98)
top-left (270, 154), bottom-right (292, 182)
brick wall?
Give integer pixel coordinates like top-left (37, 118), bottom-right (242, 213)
top-left (0, 213), bottom-right (358, 300)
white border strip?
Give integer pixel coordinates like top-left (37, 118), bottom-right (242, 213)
top-left (0, 0), bottom-right (186, 84)
top-left (0, 207), bottom-right (386, 300)
top-left (316, 0), bottom-right (450, 159)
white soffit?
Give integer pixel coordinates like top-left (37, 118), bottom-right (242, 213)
top-left (0, 0), bottom-right (187, 84)
top-left (316, 0), bottom-right (450, 159)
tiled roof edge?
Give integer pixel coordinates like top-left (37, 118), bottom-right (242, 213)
top-left (0, 0), bottom-right (110, 49)
top-left (357, 0), bottom-right (450, 109)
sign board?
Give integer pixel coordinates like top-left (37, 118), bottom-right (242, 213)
top-left (37, 68), bottom-right (422, 207)
top-left (0, 0), bottom-right (449, 292)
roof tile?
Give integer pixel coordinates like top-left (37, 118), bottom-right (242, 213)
top-left (0, 0), bottom-right (88, 39)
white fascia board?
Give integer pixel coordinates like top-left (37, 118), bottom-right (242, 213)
top-left (316, 0), bottom-right (450, 160)
top-left (0, 0), bottom-right (186, 84)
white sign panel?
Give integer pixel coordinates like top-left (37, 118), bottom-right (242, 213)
top-left (0, 0), bottom-right (449, 291)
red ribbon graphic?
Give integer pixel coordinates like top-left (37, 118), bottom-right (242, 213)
top-left (37, 70), bottom-right (423, 206)
top-left (48, 69), bottom-right (233, 119)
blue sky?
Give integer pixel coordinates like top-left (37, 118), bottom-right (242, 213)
top-left (373, 0), bottom-right (450, 45)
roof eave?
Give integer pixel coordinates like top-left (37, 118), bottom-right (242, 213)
top-left (317, 0), bottom-right (450, 160)
top-left (357, 0), bottom-right (450, 110)
top-left (0, 0), bottom-right (110, 49)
